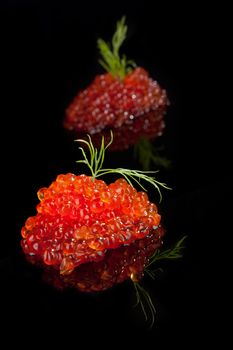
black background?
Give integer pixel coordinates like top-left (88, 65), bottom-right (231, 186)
top-left (1, 0), bottom-right (231, 346)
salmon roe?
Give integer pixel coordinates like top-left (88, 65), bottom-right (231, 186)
top-left (21, 174), bottom-right (162, 277)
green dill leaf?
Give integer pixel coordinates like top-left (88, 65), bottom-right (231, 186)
top-left (134, 137), bottom-right (172, 170)
top-left (145, 267), bottom-right (163, 280)
top-left (133, 282), bottom-right (156, 328)
top-left (97, 16), bottom-right (136, 79)
top-left (146, 235), bottom-right (187, 269)
top-left (75, 131), bottom-right (169, 200)
top-left (112, 16), bottom-right (127, 58)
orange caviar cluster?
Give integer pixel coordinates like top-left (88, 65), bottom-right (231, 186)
top-left (21, 173), bottom-right (161, 276)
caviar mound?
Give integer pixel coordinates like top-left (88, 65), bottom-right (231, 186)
top-left (64, 68), bottom-right (168, 149)
top-left (39, 226), bottom-right (164, 292)
top-left (21, 173), bottom-right (162, 276)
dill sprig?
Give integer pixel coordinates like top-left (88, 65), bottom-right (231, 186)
top-left (145, 267), bottom-right (163, 281)
top-left (97, 16), bottom-right (136, 79)
top-left (146, 236), bottom-right (187, 270)
top-left (134, 137), bottom-right (172, 170)
top-left (133, 282), bottom-right (156, 329)
top-left (134, 236), bottom-right (187, 325)
top-left (75, 131), bottom-right (170, 202)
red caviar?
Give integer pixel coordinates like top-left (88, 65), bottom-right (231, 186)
top-left (21, 174), bottom-right (162, 279)
top-left (64, 68), bottom-right (167, 149)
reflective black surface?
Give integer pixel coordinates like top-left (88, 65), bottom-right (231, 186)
top-left (1, 0), bottom-right (231, 346)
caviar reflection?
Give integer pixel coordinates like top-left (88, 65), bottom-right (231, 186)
top-left (30, 227), bottom-right (164, 292)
